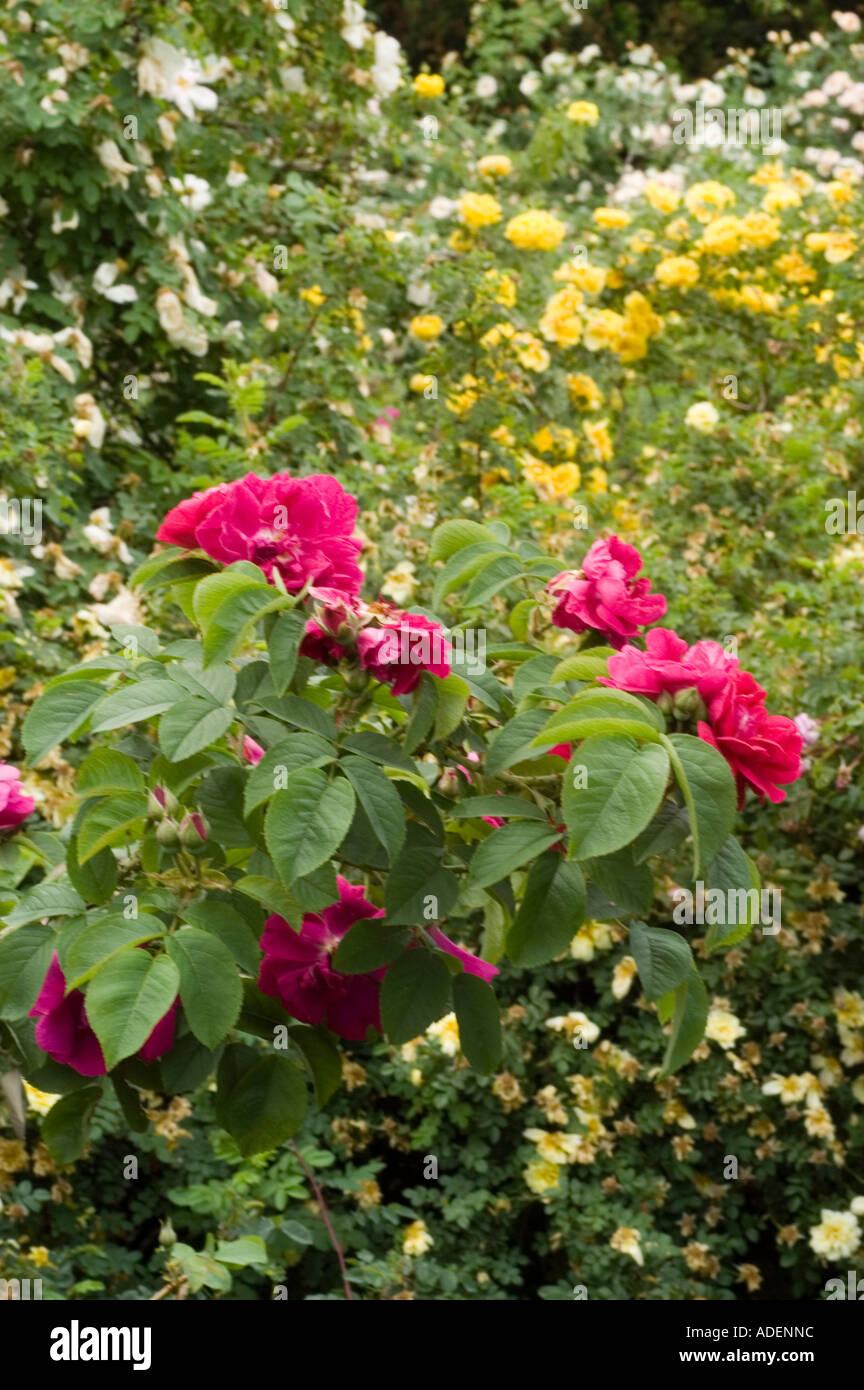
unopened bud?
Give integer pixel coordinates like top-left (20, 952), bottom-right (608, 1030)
top-left (437, 768), bottom-right (461, 798)
top-left (178, 812), bottom-right (208, 848)
top-left (656, 691), bottom-right (674, 716)
top-left (672, 686), bottom-right (707, 721)
top-left (148, 786), bottom-right (179, 819)
top-left (159, 1219), bottom-right (177, 1248)
top-left (155, 818), bottom-right (180, 848)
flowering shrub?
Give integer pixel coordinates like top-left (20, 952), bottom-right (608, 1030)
top-left (0, 468), bottom-right (797, 1164)
top-left (1, 0), bottom-right (864, 1304)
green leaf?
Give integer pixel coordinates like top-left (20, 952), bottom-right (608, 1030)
top-left (451, 972), bottom-right (501, 1073)
top-left (0, 924), bottom-right (55, 1019)
top-left (660, 967), bottom-right (709, 1077)
top-left (383, 849), bottom-right (459, 925)
top-left (287, 1025), bottom-right (342, 1106)
top-left (704, 836), bottom-right (763, 953)
top-left (541, 687), bottom-right (665, 734)
top-left (664, 733), bottom-right (737, 876)
top-left (562, 737), bottom-right (670, 861)
top-left (66, 840), bottom-right (118, 907)
top-left (582, 848), bottom-right (654, 915)
top-left (264, 771), bottom-right (355, 883)
top-left (235, 875), bottom-right (302, 923)
top-left (432, 542), bottom-right (506, 607)
top-left (41, 1085), bottom-right (103, 1164)
top-left (159, 698), bottom-right (236, 762)
top-left (485, 708), bottom-right (554, 777)
top-left (85, 949), bottom-right (180, 1069)
top-left (132, 551), bottom-right (216, 593)
top-left (507, 854), bottom-right (585, 966)
top-left (181, 901), bottom-right (261, 974)
top-left (630, 803), bottom-right (691, 864)
top-left (333, 921), bottom-right (413, 973)
top-left (433, 673), bottom-right (471, 740)
top-left (268, 610), bottom-right (307, 695)
top-left (76, 792), bottom-right (149, 864)
top-left (22, 681), bottom-right (103, 765)
top-left (468, 821), bottom-right (562, 889)
top-left (243, 734), bottom-right (334, 814)
top-left (90, 678), bottom-right (180, 733)
top-left (3, 882), bottom-right (85, 929)
top-left (429, 519), bottom-right (501, 562)
top-left (166, 928), bottom-right (242, 1048)
top-left (111, 1073), bottom-right (148, 1133)
top-left (77, 749), bottom-right (146, 799)
top-left (550, 650), bottom-right (615, 682)
top-left (339, 757), bottom-right (405, 862)
top-left (217, 1050), bottom-right (308, 1156)
top-left (65, 918), bottom-right (166, 989)
top-left (380, 948), bottom-right (452, 1044)
top-left (213, 1236), bottom-right (268, 1269)
top-left (193, 566), bottom-right (286, 666)
top-left (629, 921), bottom-right (693, 1001)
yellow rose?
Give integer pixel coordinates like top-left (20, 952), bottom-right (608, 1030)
top-left (567, 100), bottom-right (599, 125)
top-left (592, 206), bottom-right (631, 229)
top-left (476, 154), bottom-right (512, 178)
top-left (460, 191), bottom-right (502, 228)
top-left (505, 210), bottom-right (567, 251)
top-left (413, 73), bottom-right (445, 98)
top-left (409, 313), bottom-right (444, 341)
top-left (567, 372), bottom-right (604, 410)
top-left (654, 255), bottom-right (699, 290)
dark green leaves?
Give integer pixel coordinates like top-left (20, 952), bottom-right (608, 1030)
top-left (264, 770), bottom-right (355, 884)
top-left (22, 681), bottom-right (103, 765)
top-left (166, 928), bottom-right (242, 1048)
top-left (468, 821), bottom-right (562, 889)
top-left (562, 737), bottom-right (670, 860)
top-left (660, 968), bottom-right (709, 1077)
top-left (629, 921), bottom-right (693, 1001)
top-left (664, 733), bottom-right (737, 876)
top-left (41, 1085), bottom-right (104, 1164)
top-left (339, 756), bottom-right (406, 862)
top-left (507, 854), bottom-right (586, 966)
top-left (380, 949), bottom-right (452, 1044)
top-left (452, 973), bottom-right (501, 1073)
top-left (216, 1045), bottom-right (307, 1156)
top-left (85, 949), bottom-right (180, 1070)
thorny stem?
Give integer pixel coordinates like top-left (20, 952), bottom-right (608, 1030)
top-left (291, 1140), bottom-right (354, 1301)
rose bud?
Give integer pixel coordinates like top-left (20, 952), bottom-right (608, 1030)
top-left (178, 813), bottom-right (208, 848)
top-left (436, 768), bottom-right (461, 799)
top-left (155, 819), bottom-right (180, 848)
top-left (672, 686), bottom-right (707, 721)
top-left (148, 786), bottom-right (179, 819)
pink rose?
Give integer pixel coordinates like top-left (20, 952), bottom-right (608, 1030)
top-left (426, 928), bottom-right (499, 983)
top-left (157, 472), bottom-right (364, 596)
top-left (258, 877), bottom-right (386, 1040)
top-left (242, 735), bottom-right (265, 765)
top-left (356, 602), bottom-right (451, 695)
top-left (601, 628), bottom-right (802, 806)
top-left (698, 670), bottom-right (803, 807)
top-left (29, 953), bottom-right (177, 1077)
top-left (0, 763), bottom-right (35, 830)
top-left (548, 536), bottom-right (667, 648)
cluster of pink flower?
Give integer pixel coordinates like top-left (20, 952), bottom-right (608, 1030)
top-left (29, 880), bottom-right (496, 1066)
top-left (158, 472), bottom-right (450, 695)
top-left (0, 762), bottom-right (34, 830)
top-left (548, 538), bottom-right (803, 806)
top-left (258, 877), bottom-right (497, 1040)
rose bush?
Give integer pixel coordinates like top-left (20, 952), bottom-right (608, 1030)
top-left (0, 472), bottom-right (796, 1163)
